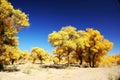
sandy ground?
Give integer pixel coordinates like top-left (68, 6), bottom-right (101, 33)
top-left (0, 64), bottom-right (120, 80)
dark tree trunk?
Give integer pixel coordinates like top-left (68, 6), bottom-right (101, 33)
top-left (76, 47), bottom-right (83, 66)
top-left (88, 48), bottom-right (92, 67)
top-left (11, 59), bottom-right (15, 65)
top-left (58, 55), bottom-right (61, 64)
top-left (92, 53), bottom-right (97, 67)
top-left (39, 56), bottom-right (43, 64)
top-left (68, 53), bottom-right (70, 67)
top-left (88, 56), bottom-right (92, 67)
top-left (0, 62), bottom-right (4, 71)
top-left (40, 59), bottom-right (43, 64)
top-left (67, 49), bottom-right (71, 67)
top-left (79, 55), bottom-right (82, 65)
top-left (33, 58), bottom-right (36, 64)
top-left (78, 50), bottom-right (83, 65)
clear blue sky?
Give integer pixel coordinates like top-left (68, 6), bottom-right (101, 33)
top-left (9, 0), bottom-right (120, 55)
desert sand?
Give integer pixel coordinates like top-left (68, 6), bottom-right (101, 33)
top-left (0, 63), bottom-right (120, 80)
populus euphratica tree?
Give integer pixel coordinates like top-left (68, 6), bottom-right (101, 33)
top-left (48, 26), bottom-right (78, 67)
top-left (75, 30), bottom-right (90, 65)
top-left (48, 26), bottom-right (113, 67)
top-left (85, 28), bottom-right (113, 67)
top-left (30, 47), bottom-right (49, 64)
top-left (0, 0), bottom-right (29, 70)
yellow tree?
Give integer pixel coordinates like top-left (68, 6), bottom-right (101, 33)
top-left (48, 29), bottom-right (68, 64)
top-left (1, 45), bottom-right (21, 65)
top-left (85, 28), bottom-right (113, 67)
top-left (53, 47), bottom-right (67, 63)
top-left (18, 50), bottom-right (28, 64)
top-left (99, 55), bottom-right (117, 67)
top-left (0, 0), bottom-right (29, 69)
top-left (75, 30), bottom-right (90, 65)
top-left (30, 47), bottom-right (49, 64)
top-left (63, 40), bottom-right (76, 66)
top-left (116, 53), bottom-right (120, 65)
top-left (48, 26), bottom-right (78, 67)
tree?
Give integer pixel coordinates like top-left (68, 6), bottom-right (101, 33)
top-left (53, 47), bottom-right (63, 63)
top-left (53, 47), bottom-right (66, 64)
top-left (85, 28), bottom-right (113, 67)
top-left (30, 47), bottom-right (49, 64)
top-left (48, 26), bottom-right (78, 67)
top-left (49, 27), bottom-right (113, 67)
top-left (0, 45), bottom-right (21, 65)
top-left (99, 55), bottom-right (117, 67)
top-left (0, 0), bottom-right (29, 70)
top-left (116, 53), bottom-right (120, 65)
top-left (18, 50), bottom-right (28, 64)
top-left (75, 30), bottom-right (90, 65)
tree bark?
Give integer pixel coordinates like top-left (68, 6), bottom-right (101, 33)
top-left (88, 48), bottom-right (92, 67)
top-left (40, 59), bottom-right (43, 64)
top-left (58, 55), bottom-right (61, 64)
top-left (79, 55), bottom-right (82, 65)
top-left (88, 56), bottom-right (92, 67)
top-left (11, 59), bottom-right (15, 65)
top-left (68, 53), bottom-right (70, 67)
top-left (39, 56), bottom-right (43, 64)
top-left (92, 53), bottom-right (97, 67)
top-left (67, 49), bottom-right (71, 67)
top-left (33, 58), bottom-right (36, 64)
top-left (0, 62), bottom-right (4, 71)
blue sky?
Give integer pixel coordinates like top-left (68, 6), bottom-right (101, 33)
top-left (9, 0), bottom-right (120, 55)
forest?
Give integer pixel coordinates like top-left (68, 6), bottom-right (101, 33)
top-left (0, 0), bottom-right (120, 80)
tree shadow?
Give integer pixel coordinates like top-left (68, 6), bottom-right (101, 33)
top-left (41, 64), bottom-right (68, 69)
top-left (41, 63), bottom-right (84, 69)
top-left (2, 65), bottom-right (20, 72)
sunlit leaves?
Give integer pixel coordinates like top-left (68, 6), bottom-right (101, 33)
top-left (48, 31), bottom-right (63, 47)
top-left (84, 28), bottom-right (113, 67)
top-left (30, 47), bottom-right (49, 63)
top-left (1, 45), bottom-right (21, 64)
top-left (13, 9), bottom-right (29, 27)
top-left (48, 26), bottom-right (113, 67)
top-left (114, 53), bottom-right (120, 65)
top-left (99, 55), bottom-right (117, 67)
top-left (63, 40), bottom-right (76, 50)
top-left (0, 0), bottom-right (29, 68)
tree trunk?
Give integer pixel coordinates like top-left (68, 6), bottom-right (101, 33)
top-left (88, 56), bottom-right (92, 67)
top-left (78, 50), bottom-right (83, 65)
top-left (38, 56), bottom-right (43, 64)
top-left (0, 62), bottom-right (4, 71)
top-left (33, 58), bottom-right (36, 64)
top-left (11, 59), bottom-right (15, 65)
top-left (80, 56), bottom-right (82, 65)
top-left (68, 53), bottom-right (70, 67)
top-left (92, 53), bottom-right (96, 67)
top-left (40, 59), bottom-right (43, 64)
top-left (67, 49), bottom-right (71, 67)
top-left (76, 48), bottom-right (83, 66)
top-left (88, 48), bottom-right (92, 67)
top-left (79, 55), bottom-right (82, 65)
top-left (58, 55), bottom-right (61, 64)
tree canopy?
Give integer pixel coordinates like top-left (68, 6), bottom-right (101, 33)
top-left (0, 0), bottom-right (29, 69)
top-left (48, 26), bottom-right (113, 67)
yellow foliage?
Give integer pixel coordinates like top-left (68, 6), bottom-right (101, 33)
top-left (115, 53), bottom-right (120, 65)
top-left (48, 26), bottom-right (113, 67)
top-left (53, 56), bottom-right (59, 64)
top-left (99, 55), bottom-right (117, 67)
top-left (63, 40), bottom-right (76, 50)
top-left (30, 47), bottom-right (49, 63)
top-left (0, 0), bottom-right (29, 66)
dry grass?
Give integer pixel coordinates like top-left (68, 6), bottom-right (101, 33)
top-left (0, 63), bottom-right (120, 80)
